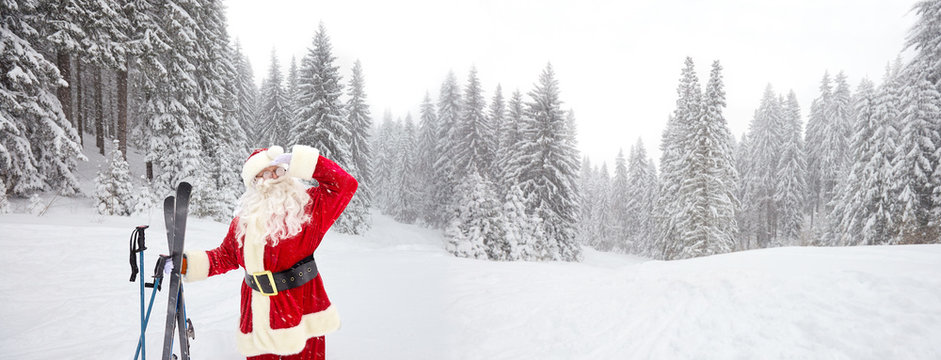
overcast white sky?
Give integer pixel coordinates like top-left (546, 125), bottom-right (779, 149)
top-left (226, 0), bottom-right (917, 168)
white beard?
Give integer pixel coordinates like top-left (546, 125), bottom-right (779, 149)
top-left (235, 176), bottom-right (311, 247)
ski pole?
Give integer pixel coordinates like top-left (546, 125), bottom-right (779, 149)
top-left (129, 226), bottom-right (149, 360)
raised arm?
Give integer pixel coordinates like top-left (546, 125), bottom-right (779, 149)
top-left (287, 145), bottom-right (359, 232)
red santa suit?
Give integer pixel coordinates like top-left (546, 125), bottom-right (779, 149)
top-left (183, 145), bottom-right (357, 358)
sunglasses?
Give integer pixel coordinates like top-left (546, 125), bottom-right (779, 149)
top-left (256, 167), bottom-right (287, 180)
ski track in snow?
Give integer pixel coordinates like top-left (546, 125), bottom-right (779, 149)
top-left (2, 204), bottom-right (941, 359)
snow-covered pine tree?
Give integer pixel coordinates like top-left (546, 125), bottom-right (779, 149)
top-left (72, 0), bottom-right (129, 157)
top-left (895, 61), bottom-right (941, 244)
top-left (416, 92), bottom-right (438, 225)
top-left (625, 140), bottom-right (659, 256)
top-left (257, 50), bottom-right (292, 147)
top-left (285, 56), bottom-right (300, 136)
top-left (95, 140), bottom-right (135, 215)
top-left (831, 77), bottom-right (894, 246)
top-left (672, 60), bottom-right (738, 258)
top-left (741, 85), bottom-right (786, 248)
top-left (134, 0), bottom-right (205, 196)
top-left (131, 175), bottom-right (156, 216)
top-left (805, 73), bottom-right (832, 226)
top-left (489, 84), bottom-right (507, 185)
top-left (656, 58), bottom-right (702, 259)
top-left (610, 149), bottom-right (630, 251)
top-left (592, 163), bottom-right (616, 251)
top-left (515, 63), bottom-right (581, 261)
top-left (446, 167), bottom-right (502, 259)
top-left (577, 157), bottom-right (597, 247)
top-left (454, 67), bottom-right (496, 180)
top-left (391, 114), bottom-right (421, 224)
top-left (497, 90), bottom-right (526, 190)
top-left (500, 184), bottom-right (531, 260)
top-left (233, 41), bottom-right (259, 146)
top-left (775, 91), bottom-right (807, 246)
top-left (805, 72), bottom-right (853, 234)
top-left (372, 112), bottom-right (399, 214)
top-left (429, 71), bottom-right (462, 228)
top-left (906, 0), bottom-right (941, 88)
top-left (337, 60), bottom-right (373, 234)
top-left (1, 0), bottom-right (85, 196)
top-left (36, 0), bottom-right (86, 132)
top-left (293, 23), bottom-right (351, 173)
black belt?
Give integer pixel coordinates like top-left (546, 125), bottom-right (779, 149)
top-left (244, 255), bottom-right (318, 296)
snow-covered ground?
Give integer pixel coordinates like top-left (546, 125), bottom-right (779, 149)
top-left (2, 142), bottom-right (941, 359)
top-left (2, 205), bottom-right (940, 359)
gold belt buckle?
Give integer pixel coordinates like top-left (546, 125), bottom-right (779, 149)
top-left (251, 270), bottom-right (278, 296)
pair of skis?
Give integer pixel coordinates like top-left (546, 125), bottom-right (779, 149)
top-left (161, 182), bottom-right (195, 360)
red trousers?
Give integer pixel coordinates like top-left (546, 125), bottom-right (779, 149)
top-left (246, 336), bottom-right (325, 360)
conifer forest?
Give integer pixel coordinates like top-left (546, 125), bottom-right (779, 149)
top-left (2, 0), bottom-right (941, 262)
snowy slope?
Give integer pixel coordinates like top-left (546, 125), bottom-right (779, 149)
top-left (1, 206), bottom-right (940, 359)
top-left (1, 142), bottom-right (941, 359)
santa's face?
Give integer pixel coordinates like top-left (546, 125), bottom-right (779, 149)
top-left (236, 170), bottom-right (311, 246)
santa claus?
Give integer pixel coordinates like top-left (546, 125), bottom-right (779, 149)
top-left (181, 145), bottom-right (357, 359)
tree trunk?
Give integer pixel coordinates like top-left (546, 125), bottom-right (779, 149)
top-left (76, 59), bottom-right (84, 146)
top-left (96, 66), bottom-right (105, 156)
top-left (146, 161), bottom-right (153, 182)
top-left (118, 68), bottom-right (128, 160)
top-left (57, 52), bottom-right (72, 129)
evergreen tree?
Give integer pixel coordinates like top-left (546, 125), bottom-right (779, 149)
top-left (673, 60), bottom-right (738, 258)
top-left (625, 139), bottom-right (659, 256)
top-left (501, 184), bottom-right (533, 260)
top-left (95, 140), bottom-right (134, 215)
top-left (338, 60), bottom-right (373, 234)
top-left (497, 90), bottom-right (526, 190)
top-left (805, 73), bottom-right (832, 225)
top-left (132, 175), bottom-right (157, 216)
top-left (514, 64), bottom-right (582, 261)
top-left (372, 112), bottom-right (399, 213)
top-left (293, 23), bottom-right (351, 169)
top-left (233, 41), bottom-right (259, 146)
top-left (257, 50), bottom-right (291, 146)
top-left (391, 114), bottom-right (421, 224)
top-left (656, 57), bottom-right (702, 259)
top-left (906, 0), bottom-right (941, 87)
top-left (577, 157), bottom-right (597, 247)
top-left (446, 167), bottom-right (502, 260)
top-left (0, 0), bottom-right (85, 196)
top-left (895, 62), bottom-right (941, 244)
top-left (454, 67), bottom-right (496, 180)
top-left (135, 0), bottom-right (204, 196)
top-left (429, 71), bottom-right (462, 228)
top-left (592, 163), bottom-right (616, 251)
top-left (776, 91), bottom-right (807, 245)
top-left (831, 77), bottom-right (898, 246)
top-left (741, 85), bottom-right (786, 248)
top-left (611, 148), bottom-right (630, 251)
top-left (416, 92), bottom-right (439, 225)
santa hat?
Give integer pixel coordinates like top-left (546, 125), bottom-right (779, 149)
top-left (241, 146), bottom-right (285, 187)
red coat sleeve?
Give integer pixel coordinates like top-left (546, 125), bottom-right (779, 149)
top-left (285, 145), bottom-right (358, 232)
top-left (308, 155), bottom-right (359, 231)
top-left (184, 218), bottom-right (240, 282)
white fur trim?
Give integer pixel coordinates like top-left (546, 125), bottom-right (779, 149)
top-left (236, 212), bottom-right (340, 356)
top-left (241, 146), bottom-right (286, 188)
top-left (288, 145), bottom-right (319, 180)
top-left (236, 304), bottom-right (341, 356)
top-left (182, 250), bottom-right (210, 282)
